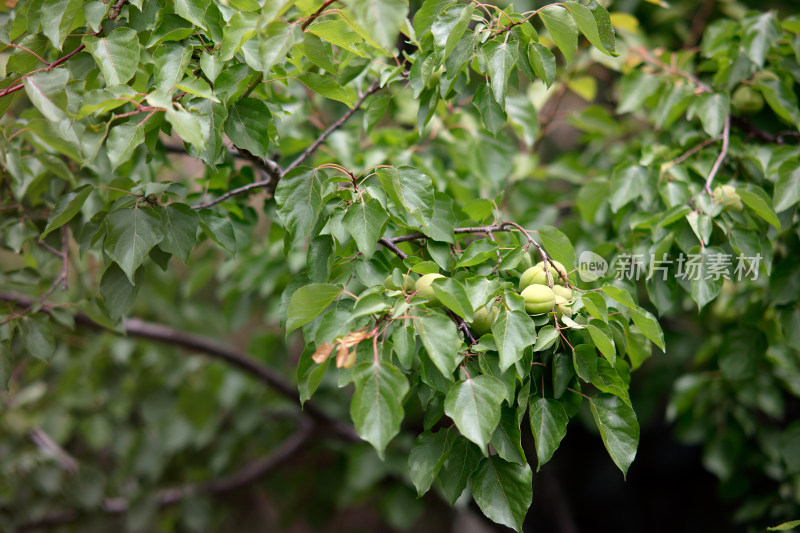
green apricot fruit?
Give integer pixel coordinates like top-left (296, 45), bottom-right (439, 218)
top-left (521, 284), bottom-right (556, 314)
top-left (384, 273), bottom-right (414, 292)
top-left (732, 85), bottom-right (764, 114)
top-left (519, 260), bottom-right (567, 290)
top-left (415, 273), bottom-right (445, 304)
top-left (552, 285), bottom-right (573, 301)
top-left (712, 184), bottom-right (743, 211)
top-left (470, 305), bottom-right (499, 336)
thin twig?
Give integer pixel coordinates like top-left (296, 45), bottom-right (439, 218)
top-left (632, 46), bottom-right (712, 93)
top-left (301, 0), bottom-right (340, 30)
top-left (703, 115), bottom-right (730, 194)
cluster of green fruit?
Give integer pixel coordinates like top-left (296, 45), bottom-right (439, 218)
top-left (384, 260), bottom-right (574, 337)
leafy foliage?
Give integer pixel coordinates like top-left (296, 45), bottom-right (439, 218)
top-left (0, 0), bottom-right (799, 531)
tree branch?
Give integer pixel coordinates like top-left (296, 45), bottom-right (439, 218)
top-left (193, 81), bottom-right (382, 210)
top-left (0, 292), bottom-right (359, 442)
top-left (18, 422), bottom-right (314, 531)
top-left (703, 115), bottom-right (730, 194)
top-left (301, 0), bottom-right (340, 30)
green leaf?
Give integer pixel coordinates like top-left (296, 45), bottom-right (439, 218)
top-left (41, 0), bottom-right (82, 49)
top-left (533, 325), bottom-right (559, 351)
top-left (592, 358), bottom-right (630, 405)
top-left (350, 361), bottom-right (410, 459)
top-left (482, 40), bottom-right (517, 105)
top-left (23, 70), bottom-right (68, 121)
top-left (737, 185), bottom-right (781, 230)
top-left (286, 283), bottom-right (342, 334)
top-left (408, 428), bottom-right (455, 496)
top-left (473, 84), bottom-right (507, 136)
top-left (431, 4), bottom-right (474, 60)
top-left (343, 198), bottom-right (388, 259)
top-left (552, 352), bottom-right (573, 398)
top-left (413, 0), bottom-right (452, 37)
top-left (274, 167), bottom-right (325, 246)
top-left (601, 284), bottom-right (636, 308)
top-left (106, 123), bottom-right (145, 171)
top-left (166, 108), bottom-right (209, 152)
top-left (768, 520), bottom-right (800, 531)
top-left (220, 12), bottom-right (259, 61)
top-left (104, 207), bottom-right (165, 284)
top-left (609, 164), bottom-right (648, 213)
top-left (83, 28), bottom-right (141, 85)
top-left (589, 393), bottom-right (639, 478)
top-left (455, 238), bottom-right (497, 268)
top-left (146, 14), bottom-right (195, 48)
top-left (471, 456), bottom-right (532, 532)
top-left (157, 204), bottom-right (198, 263)
top-left (352, 0), bottom-right (409, 50)
top-left (529, 397), bottom-right (569, 469)
top-left (444, 374), bottom-right (506, 452)
top-left (775, 160), bottom-right (800, 213)
top-left (42, 185), bottom-right (92, 238)
top-left (377, 166), bottom-right (435, 223)
top-left (437, 436), bottom-right (483, 504)
top-left (628, 307), bottom-right (664, 351)
top-left (742, 11), bottom-right (779, 68)
top-left (580, 292), bottom-right (608, 323)
top-left (572, 344), bottom-right (598, 382)
top-left (490, 405), bottom-right (526, 465)
top-left (586, 321), bottom-right (616, 364)
top-left (464, 277), bottom-right (502, 312)
top-left (528, 43), bottom-right (556, 87)
top-left (225, 98), bottom-right (273, 160)
top-left (198, 211), bottom-right (236, 253)
top-left (539, 5), bottom-right (578, 61)
top-left (174, 0), bottom-right (209, 28)
top-left (696, 93), bottom-right (730, 138)
top-left (417, 312), bottom-right (461, 379)
top-left (297, 344), bottom-right (329, 405)
top-left (20, 316), bottom-right (55, 360)
top-left (564, 1), bottom-right (613, 55)
top-left (100, 262), bottom-right (142, 322)
top-left (297, 72), bottom-right (357, 108)
top-left (537, 225), bottom-right (576, 273)
top-left (491, 308), bottom-right (536, 372)
top-left (431, 277), bottom-right (474, 322)
top-left (259, 22), bottom-right (302, 74)
top-left (153, 43), bottom-right (192, 92)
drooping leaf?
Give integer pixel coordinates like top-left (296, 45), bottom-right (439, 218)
top-left (42, 185), bottom-right (92, 238)
top-left (274, 167), bottom-right (325, 246)
top-left (352, 0), bottom-right (409, 50)
top-left (444, 374), bottom-right (506, 452)
top-left (589, 393), bottom-right (639, 478)
top-left (343, 197), bottom-right (388, 258)
top-left (628, 307), bottom-right (665, 351)
top-left (83, 28), bottom-right (141, 85)
top-left (350, 361), bottom-right (410, 459)
top-left (490, 405), bottom-right (526, 465)
top-left (529, 397), bottom-right (568, 469)
top-left (408, 428), bottom-right (455, 496)
top-left (157, 203), bottom-right (198, 263)
top-left (528, 43), bottom-right (556, 87)
top-left (437, 436), bottom-right (483, 504)
top-left (224, 98), bottom-right (273, 160)
top-left (431, 4), bottom-right (474, 60)
top-left (41, 0), bottom-right (83, 49)
top-left (106, 123), bottom-right (145, 171)
top-left (539, 5), bottom-right (578, 61)
top-left (417, 311), bottom-right (461, 379)
top-left (481, 40), bottom-right (517, 105)
top-left (471, 456), bottom-right (532, 532)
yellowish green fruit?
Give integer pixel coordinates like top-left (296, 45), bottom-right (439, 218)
top-left (519, 260), bottom-right (567, 290)
top-left (415, 273), bottom-right (445, 304)
top-left (384, 273), bottom-right (414, 292)
top-left (521, 284), bottom-right (556, 314)
top-left (732, 85), bottom-right (764, 114)
top-left (712, 184), bottom-right (743, 211)
top-left (552, 285), bottom-right (573, 301)
top-left (470, 305), bottom-right (499, 336)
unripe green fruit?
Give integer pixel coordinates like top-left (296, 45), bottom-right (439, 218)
top-left (384, 273), bottom-right (414, 292)
top-left (713, 184), bottom-right (744, 211)
top-left (521, 284), bottom-right (556, 314)
top-left (552, 285), bottom-right (573, 301)
top-left (732, 85), bottom-right (764, 114)
top-left (415, 273), bottom-right (445, 304)
top-left (470, 305), bottom-right (499, 336)
top-left (519, 260), bottom-right (567, 290)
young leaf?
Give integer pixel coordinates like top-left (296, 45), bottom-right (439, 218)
top-left (350, 361), bottom-right (410, 459)
top-left (589, 393), bottom-right (639, 478)
top-left (157, 203), bottom-right (198, 264)
top-left (473, 84), bottom-right (507, 136)
top-left (297, 73), bottom-right (357, 107)
top-left (564, 1), bottom-right (613, 55)
top-left (431, 277), bottom-right (474, 322)
top-left (286, 283), bottom-right (342, 334)
top-left (274, 167), bottom-right (325, 246)
top-left (224, 98), bottom-right (273, 160)
top-left (431, 4), bottom-right (474, 60)
top-left (737, 185), bottom-right (781, 230)
top-left (528, 43), bottom-right (556, 87)
top-left (538, 5), bottom-right (578, 61)
top-left (352, 0), bottom-right (409, 50)
top-left (41, 0), bottom-right (83, 49)
top-left (471, 456), bottom-right (532, 532)
top-left (107, 123), bottom-right (145, 171)
top-left (529, 397), bottom-right (568, 469)
top-left (628, 307), bottom-right (665, 351)
top-left (481, 40), bottom-right (517, 105)
top-left (444, 374), bottom-right (506, 452)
